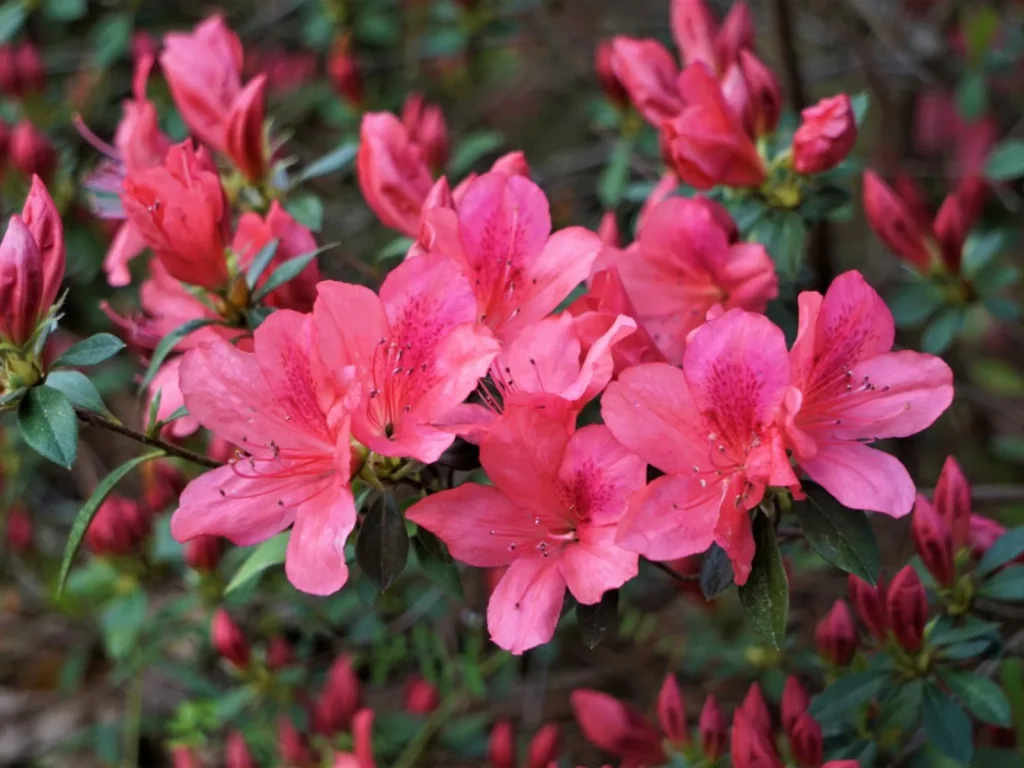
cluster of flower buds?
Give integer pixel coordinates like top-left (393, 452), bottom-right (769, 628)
top-left (0, 42), bottom-right (45, 98)
top-left (84, 496), bottom-right (151, 556)
top-left (848, 568), bottom-right (928, 655)
top-left (488, 720), bottom-right (561, 768)
top-left (312, 653), bottom-right (363, 735)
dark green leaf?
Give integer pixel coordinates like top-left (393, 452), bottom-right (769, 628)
top-left (738, 514), bottom-right (789, 649)
top-left (809, 670), bottom-right (889, 722)
top-left (18, 387), bottom-right (78, 469)
top-left (962, 230), bottom-right (1012, 279)
top-left (44, 371), bottom-right (110, 416)
top-left (955, 72), bottom-right (987, 121)
top-left (940, 638), bottom-right (994, 660)
top-left (412, 528), bottom-right (464, 600)
top-left (140, 318), bottom-right (222, 390)
top-left (52, 333), bottom-right (125, 368)
top-left (577, 589), bottom-right (619, 650)
top-left (728, 198), bottom-right (769, 234)
top-left (887, 280), bottom-right (945, 328)
top-left (986, 139), bottom-right (1024, 182)
top-left (978, 565), bottom-right (1024, 601)
top-left (922, 682), bottom-right (974, 764)
top-left (0, 2), bottom-right (26, 45)
top-left (244, 238), bottom-right (280, 289)
top-left (356, 492), bottom-right (409, 591)
top-left (450, 131), bottom-right (505, 177)
top-left (929, 615), bottom-right (1002, 647)
top-left (983, 296), bottom-right (1021, 322)
top-left (57, 450), bottom-right (166, 593)
top-left (245, 306), bottom-right (274, 330)
top-left (225, 533), bottom-right (289, 594)
top-left (92, 13), bottom-right (133, 67)
top-left (293, 141), bottom-right (358, 184)
top-left (252, 247), bottom-right (330, 302)
top-left (374, 236), bottom-right (415, 263)
top-left (977, 527), bottom-right (1024, 577)
top-left (597, 138), bottom-right (634, 209)
top-left (100, 589), bottom-right (148, 660)
top-left (285, 194), bottom-right (324, 232)
top-left (939, 669), bottom-right (1012, 726)
top-left (751, 211), bottom-right (806, 281)
top-left (851, 91), bottom-right (871, 127)
top-left (793, 486), bottom-right (879, 584)
top-left (921, 307), bottom-right (965, 355)
top-left (43, 0), bottom-right (86, 21)
top-left (699, 543), bottom-right (734, 599)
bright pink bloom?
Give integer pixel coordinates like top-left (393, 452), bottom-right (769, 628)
top-left (887, 565), bottom-right (927, 653)
top-left (402, 93), bottom-right (449, 172)
top-left (170, 310), bottom-right (360, 596)
top-left (657, 674), bottom-right (688, 745)
top-left (814, 599), bottom-right (858, 666)
top-left (137, 261), bottom-right (231, 349)
top-left (570, 689), bottom-right (665, 765)
top-left (232, 200), bottom-right (321, 312)
top-left (9, 121), bottom-right (56, 181)
top-left (314, 254), bottom-right (498, 463)
top-left (607, 37), bottom-right (682, 126)
top-left (225, 75), bottom-right (268, 182)
top-left (792, 94), bottom-right (858, 174)
top-left (789, 712), bottom-right (823, 768)
top-left (671, 0), bottom-right (754, 74)
top-left (603, 309), bottom-right (797, 584)
top-left (662, 64), bottom-right (766, 189)
top-left (848, 574), bottom-right (888, 641)
top-left (357, 112), bottom-right (434, 237)
top-left (616, 196), bottom-right (777, 364)
top-left (161, 15), bottom-right (243, 152)
top-left (934, 455), bottom-right (971, 552)
top-left (699, 695), bottom-right (726, 759)
top-left (403, 676), bottom-right (439, 715)
top-left (912, 493), bottom-right (955, 586)
top-left (225, 731), bottom-right (255, 768)
top-left (781, 271), bottom-right (954, 517)
top-left (408, 408), bottom-right (644, 653)
top-left (211, 607), bottom-right (250, 668)
top-left (314, 653), bottom-right (363, 735)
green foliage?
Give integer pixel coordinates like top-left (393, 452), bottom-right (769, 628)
top-left (738, 514), bottom-right (789, 649)
top-left (792, 486), bottom-right (879, 584)
top-left (18, 385), bottom-right (78, 468)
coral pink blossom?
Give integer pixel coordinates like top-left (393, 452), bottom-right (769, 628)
top-left (603, 309), bottom-right (797, 583)
top-left (616, 196), bottom-right (777, 364)
top-left (313, 253), bottom-right (498, 464)
top-left (570, 688), bottom-right (665, 765)
top-left (792, 94), bottom-right (858, 174)
top-left (407, 408), bottom-right (645, 654)
top-left (607, 37), bottom-right (682, 126)
top-left (781, 271), bottom-right (954, 517)
top-left (357, 112), bottom-right (434, 237)
top-left (170, 310), bottom-right (360, 595)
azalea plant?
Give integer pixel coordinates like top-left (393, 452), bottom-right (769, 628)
top-left (1, 0), bottom-right (1024, 766)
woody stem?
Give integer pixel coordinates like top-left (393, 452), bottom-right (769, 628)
top-left (645, 557), bottom-right (700, 583)
top-left (74, 408), bottom-right (222, 470)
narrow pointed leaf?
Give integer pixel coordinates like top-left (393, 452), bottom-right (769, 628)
top-left (52, 333), bottom-right (126, 368)
top-left (977, 527), bottom-right (1024, 577)
top-left (293, 140), bottom-right (358, 184)
top-left (738, 514), bottom-right (789, 648)
top-left (244, 238), bottom-right (280, 289)
top-left (140, 318), bottom-right (223, 390)
top-left (225, 533), bottom-right (290, 593)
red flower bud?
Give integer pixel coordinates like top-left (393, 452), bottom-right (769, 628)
top-left (933, 193), bottom-right (969, 274)
top-left (266, 635), bottom-right (295, 670)
top-left (14, 43), bottom-right (44, 94)
top-left (402, 676), bottom-right (440, 715)
top-left (0, 47), bottom-right (16, 95)
top-left (738, 51), bottom-right (781, 137)
top-left (597, 211), bottom-right (620, 248)
top-left (401, 93), bottom-right (449, 173)
top-left (211, 608), bottom-right (250, 668)
top-left (9, 121), bottom-right (56, 181)
top-left (738, 683), bottom-right (772, 738)
top-left (892, 173), bottom-right (933, 232)
top-left (488, 720), bottom-right (515, 768)
top-left (934, 456), bottom-right (971, 553)
top-left (793, 94), bottom-right (857, 174)
top-left (848, 574), bottom-right (888, 641)
top-left (314, 653), bottom-right (362, 735)
top-left (607, 37), bottom-right (683, 127)
top-left (225, 75), bottom-right (268, 183)
top-left (911, 494), bottom-right (955, 587)
top-left (0, 216), bottom-right (44, 347)
top-left (184, 535), bottom-right (224, 572)
top-left (526, 723), bottom-right (561, 768)
top-left (789, 712), bottom-right (823, 768)
top-left (277, 717), bottom-right (312, 766)
top-left (85, 496), bottom-right (150, 555)
top-left (862, 170), bottom-right (934, 272)
top-left (328, 34), bottom-right (364, 109)
top-left (123, 140), bottom-right (230, 290)
top-left (132, 32), bottom-right (159, 65)
top-left (731, 709), bottom-right (782, 768)
top-left (6, 504), bottom-right (32, 553)
top-left (781, 676), bottom-right (810, 736)
top-left (671, 0), bottom-right (718, 71)
top-left (814, 599), bottom-right (859, 667)
top-left (595, 40), bottom-right (630, 108)
top-left (571, 689), bottom-right (665, 765)
top-left (352, 708), bottom-right (376, 768)
top-left (968, 514), bottom-right (1007, 562)
top-left (171, 746), bottom-right (203, 768)
top-left (225, 731), bottom-right (255, 768)
top-left (715, 3), bottom-right (755, 71)
top-left (142, 460), bottom-right (187, 512)
top-left (21, 175), bottom-right (64, 311)
top-left (698, 695), bottom-right (726, 759)
top-left (887, 565), bottom-right (928, 653)
top-left (657, 673), bottom-right (688, 745)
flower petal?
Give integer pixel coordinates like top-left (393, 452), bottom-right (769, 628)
top-left (615, 473), bottom-right (720, 560)
top-left (285, 482), bottom-right (357, 595)
top-left (487, 555), bottom-right (566, 654)
top-left (562, 533), bottom-right (638, 604)
top-left (801, 442), bottom-right (915, 518)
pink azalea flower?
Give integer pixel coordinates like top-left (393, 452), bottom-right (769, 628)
top-left (170, 310), bottom-right (361, 595)
top-left (313, 252), bottom-right (499, 464)
top-left (406, 407), bottom-right (645, 654)
top-left (781, 271), bottom-right (954, 517)
top-left (602, 308), bottom-right (797, 584)
top-left (616, 196), bottom-right (777, 364)
top-left (147, 356), bottom-right (201, 439)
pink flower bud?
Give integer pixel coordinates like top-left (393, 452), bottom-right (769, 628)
top-left (6, 504), bottom-right (32, 553)
top-left (488, 720), bottom-right (516, 768)
top-left (814, 599), bottom-right (859, 666)
top-left (225, 75), bottom-right (268, 183)
top-left (211, 608), bottom-right (250, 668)
top-left (968, 515), bottom-right (1008, 562)
top-left (571, 689), bottom-right (665, 765)
top-left (132, 32), bottom-right (158, 65)
top-left (848, 574), bottom-right (889, 641)
top-left (402, 93), bottom-right (449, 173)
top-left (21, 175), bottom-right (64, 313)
top-left (730, 709), bottom-right (782, 768)
top-left (526, 723), bottom-right (560, 768)
top-left (143, 460), bottom-right (187, 513)
top-left (699, 695), bottom-right (726, 759)
top-left (314, 653), bottom-right (362, 735)
top-left (671, 0), bottom-right (718, 71)
top-left (887, 566), bottom-right (927, 653)
top-left (595, 40), bottom-right (630, 108)
top-left (738, 683), bottom-right (772, 738)
top-left (0, 47), bottom-right (16, 95)
top-left (0, 215), bottom-right (44, 347)
top-left (267, 635), bottom-right (295, 670)
top-left (328, 34), bottom-right (364, 109)
top-left (171, 746), bottom-right (203, 768)
top-left (862, 170), bottom-right (934, 272)
top-left (225, 731), bottom-right (255, 768)
top-left (607, 37), bottom-right (683, 127)
top-left (781, 676), bottom-right (810, 736)
top-left (9, 121), bottom-right (56, 181)
top-left (656, 673), bottom-right (688, 745)
top-left (714, 3), bottom-right (755, 71)
top-left (597, 212), bottom-right (620, 247)
top-left (933, 193), bottom-right (969, 274)
top-left (14, 43), bottom-right (44, 94)
top-left (738, 51), bottom-right (781, 137)
top-left (402, 676), bottom-right (440, 715)
top-left (789, 712), bottom-right (823, 768)
top-left (85, 496), bottom-right (150, 555)
top-left (352, 708), bottom-right (376, 768)
top-left (793, 94), bottom-right (857, 174)
top-left (277, 717), bottom-right (312, 766)
top-left (184, 535), bottom-right (224, 572)
top-left (934, 456), bottom-right (971, 552)
top-left (912, 494), bottom-right (955, 587)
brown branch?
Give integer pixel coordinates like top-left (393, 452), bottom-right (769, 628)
top-left (75, 409), bottom-right (222, 470)
top-left (645, 558), bottom-right (700, 583)
top-left (772, 0), bottom-right (807, 110)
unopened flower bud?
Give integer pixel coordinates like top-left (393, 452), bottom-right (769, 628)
top-left (738, 51), bottom-right (781, 137)
top-left (211, 608), bottom-right (250, 668)
top-left (267, 635), bottom-right (295, 670)
top-left (225, 75), bottom-right (268, 183)
top-left (86, 496), bottom-right (149, 555)
top-left (14, 43), bottom-right (44, 94)
top-left (488, 720), bottom-right (515, 768)
top-left (403, 676), bottom-right (440, 715)
top-left (225, 731), bottom-right (255, 768)
top-left (9, 121), bottom-right (56, 181)
top-left (699, 695), bottom-right (726, 759)
top-left (313, 653), bottom-right (362, 734)
top-left (352, 708), bottom-right (376, 768)
top-left (887, 565), bottom-right (928, 653)
top-left (912, 494), bottom-right (955, 587)
top-left (781, 676), bottom-right (810, 736)
top-left (328, 34), bottom-right (364, 109)
top-left (170, 746), bottom-right (203, 768)
top-left (814, 599), bottom-right (859, 666)
top-left (793, 94), bottom-right (857, 174)
top-left (526, 723), bottom-right (560, 768)
top-left (657, 673), bottom-right (688, 745)
top-left (863, 170), bottom-right (935, 272)
top-left (185, 535), bottom-right (224, 572)
top-left (402, 93), bottom-right (448, 173)
top-left (789, 712), bottom-right (824, 768)
top-left (278, 717), bottom-right (312, 766)
top-left (848, 574), bottom-right (889, 641)
top-left (934, 456), bottom-right (971, 553)
top-left (6, 504), bottom-right (32, 553)
top-left (738, 683), bottom-right (772, 738)
top-left (595, 40), bottom-right (629, 108)
top-left (0, 216), bottom-right (44, 347)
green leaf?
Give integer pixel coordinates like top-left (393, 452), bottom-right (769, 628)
top-left (0, 1), bottom-right (26, 45)
top-left (18, 387), bottom-right (78, 469)
top-left (999, 658), bottom-right (1024, 756)
top-left (750, 211), bottom-right (806, 281)
top-left (252, 247), bottom-right (329, 303)
top-left (412, 528), bottom-right (464, 600)
top-left (978, 565), bottom-right (1024, 601)
top-left (156, 405), bottom-right (190, 431)
top-left (293, 141), bottom-right (358, 184)
top-left (597, 138), bottom-right (634, 209)
top-left (577, 589), bottom-right (619, 650)
top-left (57, 450), bottom-right (165, 593)
top-left (738, 514), bottom-right (789, 649)
top-left (921, 307), bottom-right (965, 355)
top-left (923, 682), bottom-right (974, 764)
top-left (699, 543), bottom-right (734, 599)
top-left (285, 193), bottom-right (324, 232)
top-left (140, 318), bottom-right (222, 390)
top-left (44, 371), bottom-right (111, 416)
top-left (449, 131), bottom-right (505, 177)
top-left (850, 91), bottom-right (871, 127)
top-left (225, 533), bottom-right (289, 594)
top-left (92, 13), bottom-right (133, 67)
top-left (809, 670), bottom-right (889, 722)
top-left (939, 669), bottom-right (1012, 726)
top-left (52, 333), bottom-right (126, 368)
top-left (970, 358), bottom-right (1024, 397)
top-left (244, 238), bottom-right (280, 290)
top-left (961, 230), bottom-right (1011, 279)
top-left (792, 485), bottom-right (879, 584)
top-left (977, 527), bottom-right (1024, 577)
top-left (985, 139), bottom-right (1024, 182)
top-left (929, 615), bottom-right (1002, 647)
top-left (888, 280), bottom-right (945, 328)
top-left (43, 0), bottom-right (86, 21)
top-left (100, 589), bottom-right (148, 660)
top-left (955, 72), bottom-right (987, 122)
top-left (374, 236), bottom-right (415, 263)
top-left (356, 492), bottom-right (409, 591)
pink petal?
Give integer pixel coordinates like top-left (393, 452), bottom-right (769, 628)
top-left (562, 533), bottom-right (638, 605)
top-left (500, 313), bottom-right (583, 398)
top-left (557, 425), bottom-right (646, 526)
top-left (314, 280), bottom-right (389, 375)
top-left (487, 555), bottom-right (567, 654)
top-left (801, 442), bottom-right (915, 518)
top-left (103, 222), bottom-right (147, 287)
top-left (714, 474), bottom-right (759, 585)
top-left (615, 473), bottom-right (719, 560)
top-left (573, 313), bottom-right (637, 404)
top-left (148, 356), bottom-right (201, 438)
top-left (285, 481), bottom-right (357, 595)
